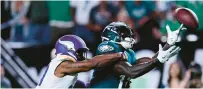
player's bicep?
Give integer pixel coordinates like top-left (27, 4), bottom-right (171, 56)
top-left (113, 60), bottom-right (132, 76)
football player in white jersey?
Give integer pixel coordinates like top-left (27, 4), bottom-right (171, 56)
top-left (36, 35), bottom-right (126, 88)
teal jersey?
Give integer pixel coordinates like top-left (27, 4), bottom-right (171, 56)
top-left (89, 41), bottom-right (136, 88)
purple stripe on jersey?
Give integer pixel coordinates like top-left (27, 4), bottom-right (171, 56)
top-left (38, 64), bottom-right (49, 86)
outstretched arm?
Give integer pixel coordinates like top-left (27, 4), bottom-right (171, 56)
top-left (113, 25), bottom-right (183, 78)
top-left (113, 44), bottom-right (181, 79)
top-left (114, 57), bottom-right (158, 78)
top-left (56, 53), bottom-right (124, 75)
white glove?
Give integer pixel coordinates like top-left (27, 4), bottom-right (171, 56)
top-left (166, 24), bottom-right (186, 45)
top-left (157, 44), bottom-right (181, 63)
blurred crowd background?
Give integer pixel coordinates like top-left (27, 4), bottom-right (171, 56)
top-left (1, 1), bottom-right (203, 88)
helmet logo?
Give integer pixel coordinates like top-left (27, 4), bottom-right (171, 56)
top-left (106, 26), bottom-right (117, 34)
top-left (59, 39), bottom-right (76, 51)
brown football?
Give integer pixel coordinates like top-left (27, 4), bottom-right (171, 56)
top-left (175, 7), bottom-right (199, 29)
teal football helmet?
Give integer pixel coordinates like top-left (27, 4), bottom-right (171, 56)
top-left (101, 21), bottom-right (136, 49)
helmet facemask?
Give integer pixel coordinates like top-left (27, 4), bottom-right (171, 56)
top-left (113, 26), bottom-right (136, 49)
top-left (76, 48), bottom-right (89, 61)
top-left (119, 37), bottom-right (135, 49)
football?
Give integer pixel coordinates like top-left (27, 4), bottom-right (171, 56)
top-left (175, 7), bottom-right (199, 29)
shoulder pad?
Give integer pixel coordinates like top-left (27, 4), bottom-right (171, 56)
top-left (97, 41), bottom-right (122, 55)
top-left (54, 55), bottom-right (76, 62)
top-left (98, 44), bottom-right (115, 53)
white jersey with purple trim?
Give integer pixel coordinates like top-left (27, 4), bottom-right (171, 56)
top-left (36, 55), bottom-right (77, 88)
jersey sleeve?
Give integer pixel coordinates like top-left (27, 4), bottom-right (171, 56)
top-left (124, 49), bottom-right (136, 64)
top-left (96, 42), bottom-right (137, 64)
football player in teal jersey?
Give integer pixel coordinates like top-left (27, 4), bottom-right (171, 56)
top-left (89, 22), bottom-right (182, 88)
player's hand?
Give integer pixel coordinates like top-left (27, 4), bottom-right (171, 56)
top-left (166, 24), bottom-right (186, 45)
top-left (120, 52), bottom-right (128, 61)
top-left (157, 44), bottom-right (181, 63)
